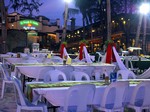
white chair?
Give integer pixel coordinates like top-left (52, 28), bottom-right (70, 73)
top-left (95, 52), bottom-right (104, 62)
top-left (59, 66), bottom-right (74, 80)
top-left (44, 69), bottom-right (67, 82)
top-left (82, 66), bottom-right (95, 79)
top-left (94, 81), bottom-right (129, 112)
top-left (59, 84), bottom-right (96, 112)
top-left (71, 71), bottom-right (90, 81)
top-left (117, 70), bottom-right (136, 79)
top-left (93, 69), bottom-right (103, 80)
top-left (42, 58), bottom-right (53, 64)
top-left (136, 67), bottom-right (150, 79)
top-left (0, 64), bottom-right (14, 99)
top-left (127, 81), bottom-right (150, 112)
top-left (21, 57), bottom-right (39, 63)
top-left (36, 66), bottom-right (55, 81)
top-left (12, 76), bottom-right (48, 112)
top-left (124, 57), bottom-right (139, 73)
top-left (51, 56), bottom-right (63, 63)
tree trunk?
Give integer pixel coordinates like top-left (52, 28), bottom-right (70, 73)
top-left (107, 0), bottom-right (111, 40)
top-left (135, 15), bottom-right (143, 47)
top-left (0, 0), bottom-right (7, 53)
top-left (142, 0), bottom-right (147, 54)
top-left (82, 13), bottom-right (86, 39)
top-left (125, 0), bottom-right (127, 13)
top-left (62, 2), bottom-right (69, 42)
top-left (143, 15), bottom-right (147, 54)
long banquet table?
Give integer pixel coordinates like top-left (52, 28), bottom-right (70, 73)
top-left (15, 63), bottom-right (116, 79)
top-left (26, 80), bottom-right (139, 107)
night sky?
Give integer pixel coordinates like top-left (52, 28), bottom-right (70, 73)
top-left (5, 0), bottom-right (82, 26)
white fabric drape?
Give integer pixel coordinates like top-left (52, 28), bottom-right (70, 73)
top-left (136, 67), bottom-right (150, 79)
top-left (112, 47), bottom-right (128, 70)
top-left (83, 46), bottom-right (92, 63)
top-left (101, 52), bottom-right (107, 63)
top-left (63, 47), bottom-right (70, 58)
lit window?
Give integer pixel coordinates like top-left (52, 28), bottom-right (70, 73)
top-left (121, 18), bottom-right (124, 20)
top-left (92, 29), bottom-right (95, 33)
top-left (112, 20), bottom-right (115, 23)
top-left (123, 21), bottom-right (126, 24)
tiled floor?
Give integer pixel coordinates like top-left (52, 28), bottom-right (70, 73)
top-left (0, 79), bottom-right (16, 112)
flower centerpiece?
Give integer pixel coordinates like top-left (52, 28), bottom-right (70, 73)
top-left (105, 39), bottom-right (114, 47)
top-left (61, 41), bottom-right (67, 46)
top-left (79, 39), bottom-right (88, 45)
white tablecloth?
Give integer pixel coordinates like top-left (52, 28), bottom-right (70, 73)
top-left (32, 84), bottom-right (135, 106)
top-left (15, 63), bottom-right (115, 79)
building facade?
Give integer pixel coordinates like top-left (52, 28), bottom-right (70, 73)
top-left (6, 12), bottom-right (61, 52)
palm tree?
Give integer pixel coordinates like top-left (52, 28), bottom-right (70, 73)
top-left (20, 0), bottom-right (43, 17)
top-left (62, 7), bottom-right (79, 42)
top-left (73, 0), bottom-right (97, 40)
top-left (74, 0), bottom-right (97, 26)
top-left (9, 0), bottom-right (21, 11)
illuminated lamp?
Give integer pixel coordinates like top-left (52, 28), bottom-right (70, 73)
top-left (139, 3), bottom-right (150, 15)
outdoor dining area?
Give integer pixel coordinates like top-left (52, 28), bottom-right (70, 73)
top-left (0, 42), bottom-right (150, 112)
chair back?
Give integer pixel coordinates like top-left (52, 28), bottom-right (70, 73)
top-left (124, 57), bottom-right (135, 70)
top-left (36, 66), bottom-right (55, 81)
top-left (64, 84), bottom-right (96, 112)
top-left (82, 66), bottom-right (95, 78)
top-left (22, 57), bottom-right (38, 63)
top-left (0, 64), bottom-right (11, 81)
top-left (12, 76), bottom-right (29, 106)
top-left (51, 56), bottom-right (63, 63)
top-left (59, 66), bottom-right (74, 80)
top-left (44, 69), bottom-right (67, 82)
top-left (117, 70), bottom-right (136, 79)
top-left (130, 81), bottom-right (150, 107)
top-left (71, 71), bottom-right (90, 81)
top-left (101, 81), bottom-right (129, 109)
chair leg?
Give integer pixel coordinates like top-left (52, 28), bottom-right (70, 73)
top-left (120, 108), bottom-right (124, 112)
top-left (135, 107), bottom-right (141, 112)
top-left (1, 81), bottom-right (5, 99)
top-left (16, 106), bottom-right (21, 112)
top-left (43, 106), bottom-right (48, 112)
